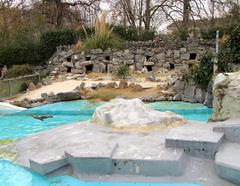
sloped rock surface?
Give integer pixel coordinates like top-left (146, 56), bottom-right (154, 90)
top-left (211, 71), bottom-right (240, 121)
top-left (92, 98), bottom-right (185, 128)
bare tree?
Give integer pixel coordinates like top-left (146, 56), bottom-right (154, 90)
top-left (33, 0), bottom-right (100, 28)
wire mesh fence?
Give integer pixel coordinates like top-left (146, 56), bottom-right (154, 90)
top-left (0, 74), bottom-right (40, 99)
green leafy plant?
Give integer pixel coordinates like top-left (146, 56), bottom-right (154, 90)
top-left (113, 25), bottom-right (155, 41)
top-left (114, 64), bottom-right (129, 79)
top-left (84, 13), bottom-right (123, 50)
top-left (5, 64), bottom-right (34, 78)
top-left (39, 29), bottom-right (78, 61)
top-left (187, 51), bottom-right (214, 86)
top-left (0, 39), bottom-right (42, 66)
top-left (218, 25), bottom-right (240, 72)
top-left (173, 28), bottom-right (189, 41)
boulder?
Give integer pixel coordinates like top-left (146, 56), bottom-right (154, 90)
top-left (135, 55), bottom-right (146, 64)
top-left (124, 60), bottom-right (134, 65)
top-left (174, 50), bottom-right (180, 59)
top-left (90, 48), bottom-right (103, 54)
top-left (56, 91), bottom-right (81, 101)
top-left (144, 51), bottom-right (154, 57)
top-left (36, 83), bottom-right (42, 89)
top-left (173, 94), bottom-right (182, 101)
top-left (144, 61), bottom-right (154, 66)
top-left (62, 62), bottom-right (73, 68)
top-left (119, 79), bottom-right (128, 89)
top-left (92, 98), bottom-right (186, 128)
top-left (136, 49), bottom-right (144, 55)
top-left (133, 84), bottom-right (143, 91)
top-left (106, 82), bottom-right (118, 88)
top-left (42, 78), bottom-right (51, 85)
top-left (180, 48), bottom-right (187, 54)
top-left (136, 63), bottom-right (143, 71)
top-left (12, 98), bottom-right (32, 108)
top-left (194, 88), bottom-right (205, 103)
top-left (183, 85), bottom-right (196, 102)
top-left (28, 82), bottom-right (37, 91)
top-left (79, 82), bottom-right (85, 89)
top-left (48, 92), bottom-right (55, 97)
top-left (156, 53), bottom-right (165, 61)
top-left (123, 52), bottom-right (134, 60)
top-left (174, 80), bottom-right (185, 92)
top-left (204, 81), bottom-right (213, 108)
top-left (41, 93), bottom-right (48, 100)
top-left (211, 71), bottom-right (240, 121)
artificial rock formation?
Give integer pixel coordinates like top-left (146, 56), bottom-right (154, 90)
top-left (211, 71), bottom-right (240, 121)
top-left (92, 98), bottom-right (186, 128)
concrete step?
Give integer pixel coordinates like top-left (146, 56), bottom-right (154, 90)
top-left (165, 123), bottom-right (224, 159)
top-left (215, 142), bottom-right (240, 185)
top-left (29, 150), bottom-right (67, 175)
top-left (65, 142), bottom-right (118, 175)
top-left (213, 119), bottom-right (240, 143)
top-left (112, 135), bottom-right (187, 177)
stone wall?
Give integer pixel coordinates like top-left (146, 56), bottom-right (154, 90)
top-left (173, 79), bottom-right (212, 106)
top-left (48, 39), bottom-right (215, 79)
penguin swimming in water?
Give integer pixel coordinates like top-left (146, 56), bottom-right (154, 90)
top-left (32, 115), bottom-right (53, 121)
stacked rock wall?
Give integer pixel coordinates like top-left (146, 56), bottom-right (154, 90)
top-left (48, 40), bottom-right (215, 79)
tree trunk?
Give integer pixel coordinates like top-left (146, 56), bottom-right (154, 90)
top-left (138, 0), bottom-right (143, 31)
top-left (144, 0), bottom-right (151, 30)
top-left (183, 0), bottom-right (190, 29)
top-left (55, 0), bottom-right (63, 28)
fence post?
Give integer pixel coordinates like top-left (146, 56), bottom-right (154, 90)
top-left (8, 80), bottom-right (12, 97)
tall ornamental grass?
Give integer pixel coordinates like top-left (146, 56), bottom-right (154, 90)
top-left (84, 12), bottom-right (123, 50)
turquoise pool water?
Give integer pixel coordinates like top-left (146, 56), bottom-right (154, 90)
top-left (148, 101), bottom-right (212, 122)
top-left (0, 160), bottom-right (202, 186)
top-left (0, 100), bottom-right (212, 140)
top-left (0, 100), bottom-right (208, 186)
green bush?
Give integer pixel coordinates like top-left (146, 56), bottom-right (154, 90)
top-left (139, 30), bottom-right (155, 41)
top-left (173, 28), bottom-right (189, 41)
top-left (5, 64), bottom-right (34, 78)
top-left (201, 26), bottom-right (224, 40)
top-left (113, 26), bottom-right (155, 41)
top-left (114, 64), bottom-right (129, 79)
top-left (39, 29), bottom-right (78, 60)
top-left (187, 51), bottom-right (214, 86)
top-left (113, 26), bottom-right (138, 41)
top-left (84, 35), bottom-right (123, 50)
top-left (218, 25), bottom-right (240, 72)
top-left (76, 27), bottom-right (95, 40)
top-left (0, 40), bottom-right (42, 66)
top-left (200, 24), bottom-right (239, 40)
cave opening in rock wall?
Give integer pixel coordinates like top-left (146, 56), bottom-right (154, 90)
top-left (189, 64), bottom-right (193, 69)
top-left (85, 56), bottom-right (91, 61)
top-left (146, 65), bottom-right (153, 72)
top-left (189, 53), bottom-right (197, 60)
top-left (67, 66), bottom-right (72, 73)
top-left (146, 56), bottom-right (151, 61)
top-left (86, 64), bottom-right (93, 73)
top-left (169, 63), bottom-right (175, 70)
top-left (105, 64), bottom-right (108, 73)
top-left (105, 56), bottom-right (110, 61)
top-left (67, 57), bottom-right (71, 62)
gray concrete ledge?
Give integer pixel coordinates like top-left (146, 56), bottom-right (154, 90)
top-left (213, 119), bottom-right (240, 143)
top-left (165, 123), bottom-right (224, 159)
top-left (215, 142), bottom-right (240, 185)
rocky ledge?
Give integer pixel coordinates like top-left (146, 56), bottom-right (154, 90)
top-left (211, 71), bottom-right (240, 121)
top-left (92, 98), bottom-right (186, 128)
